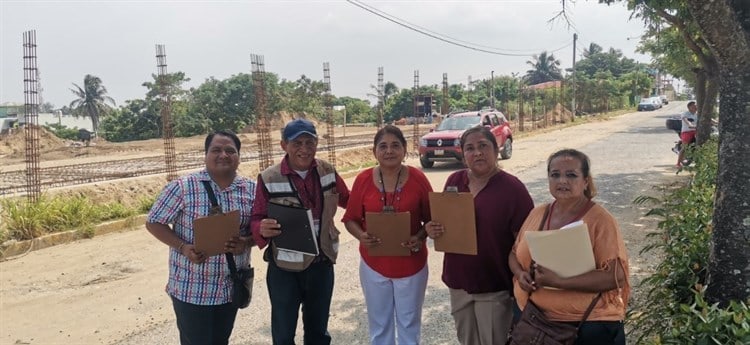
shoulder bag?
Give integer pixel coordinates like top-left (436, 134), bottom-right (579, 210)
top-left (201, 181), bottom-right (253, 309)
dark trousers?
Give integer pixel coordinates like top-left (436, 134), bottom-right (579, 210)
top-left (171, 296), bottom-right (239, 345)
top-left (267, 259), bottom-right (334, 345)
top-left (575, 321), bottom-right (625, 345)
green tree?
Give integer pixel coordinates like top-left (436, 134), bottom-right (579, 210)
top-left (624, 0), bottom-right (719, 144)
top-left (99, 99), bottom-right (160, 142)
top-left (600, 0), bottom-right (750, 307)
top-left (525, 51), bottom-right (563, 85)
top-left (334, 97), bottom-right (374, 124)
top-left (69, 74), bottom-right (116, 133)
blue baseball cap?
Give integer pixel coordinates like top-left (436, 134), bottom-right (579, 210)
top-left (282, 118), bottom-right (317, 141)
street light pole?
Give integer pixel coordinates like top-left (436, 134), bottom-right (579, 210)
top-left (491, 70), bottom-right (495, 109)
top-left (572, 33), bottom-right (577, 120)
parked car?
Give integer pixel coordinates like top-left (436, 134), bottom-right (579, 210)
top-left (418, 109), bottom-right (512, 168)
top-left (651, 96), bottom-right (663, 109)
top-left (637, 98), bottom-right (657, 111)
top-left (660, 95), bottom-right (669, 105)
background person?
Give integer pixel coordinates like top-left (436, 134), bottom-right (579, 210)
top-left (342, 125), bottom-right (432, 345)
top-left (251, 118), bottom-right (350, 345)
top-left (425, 126), bottom-right (534, 345)
top-left (146, 130), bottom-right (255, 345)
top-left (509, 149), bottom-right (630, 345)
top-left (677, 101), bottom-right (698, 167)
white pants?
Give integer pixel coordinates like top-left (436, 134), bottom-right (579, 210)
top-left (359, 259), bottom-right (429, 345)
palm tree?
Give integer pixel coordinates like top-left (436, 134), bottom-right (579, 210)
top-left (70, 74), bottom-right (115, 134)
top-left (582, 43), bottom-right (603, 58)
top-left (524, 51), bottom-right (563, 85)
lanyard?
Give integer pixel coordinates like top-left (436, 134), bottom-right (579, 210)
top-left (378, 166), bottom-right (402, 213)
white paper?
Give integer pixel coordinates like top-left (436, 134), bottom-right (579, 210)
top-left (525, 222), bottom-right (596, 278)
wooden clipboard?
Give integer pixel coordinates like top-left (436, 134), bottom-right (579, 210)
top-left (429, 192), bottom-right (477, 255)
top-left (524, 222), bottom-right (595, 278)
top-left (193, 210), bottom-right (240, 256)
top-left (365, 212), bottom-right (411, 256)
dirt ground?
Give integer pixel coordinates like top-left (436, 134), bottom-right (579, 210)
top-left (0, 104), bottom-right (686, 344)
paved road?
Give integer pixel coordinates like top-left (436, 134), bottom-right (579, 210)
top-left (0, 103), bottom-right (684, 345)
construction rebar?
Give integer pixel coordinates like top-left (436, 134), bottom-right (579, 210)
top-left (323, 62), bottom-right (336, 168)
top-left (252, 54), bottom-right (274, 171)
top-left (412, 70), bottom-right (420, 154)
top-left (156, 44), bottom-right (178, 181)
top-left (377, 67), bottom-right (384, 129)
top-left (22, 30), bottom-right (41, 202)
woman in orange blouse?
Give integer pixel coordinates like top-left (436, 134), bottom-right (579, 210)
top-left (509, 149), bottom-right (630, 345)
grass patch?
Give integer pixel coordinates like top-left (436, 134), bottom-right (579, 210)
top-left (0, 194), bottom-right (145, 242)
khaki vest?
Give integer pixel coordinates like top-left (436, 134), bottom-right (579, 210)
top-left (261, 159), bottom-right (340, 272)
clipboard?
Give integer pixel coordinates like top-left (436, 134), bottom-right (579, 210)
top-left (268, 202), bottom-right (319, 256)
top-left (524, 222), bottom-right (596, 278)
top-left (429, 191), bottom-right (477, 255)
top-left (365, 212), bottom-right (411, 256)
top-left (193, 210), bottom-right (241, 256)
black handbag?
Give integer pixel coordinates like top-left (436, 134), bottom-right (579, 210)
top-left (201, 181), bottom-right (253, 309)
top-left (225, 252), bottom-right (253, 309)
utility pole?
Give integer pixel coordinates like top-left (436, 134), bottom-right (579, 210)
top-left (491, 70), bottom-right (495, 109)
top-left (572, 33), bottom-right (577, 120)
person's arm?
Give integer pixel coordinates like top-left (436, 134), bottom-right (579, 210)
top-left (335, 172), bottom-right (350, 208)
top-left (344, 220), bottom-right (380, 247)
top-left (146, 222), bottom-right (206, 264)
top-left (533, 259), bottom-right (626, 292)
top-left (509, 250), bottom-right (535, 292)
top-left (251, 176), bottom-right (280, 248)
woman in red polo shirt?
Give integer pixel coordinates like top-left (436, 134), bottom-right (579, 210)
top-left (342, 125), bottom-right (433, 345)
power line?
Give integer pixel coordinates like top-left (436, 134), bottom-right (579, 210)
top-left (347, 0), bottom-right (571, 57)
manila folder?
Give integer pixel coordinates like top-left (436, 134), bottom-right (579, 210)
top-left (524, 223), bottom-right (595, 278)
top-left (193, 210), bottom-right (241, 257)
top-left (429, 192), bottom-right (477, 255)
top-left (365, 212), bottom-right (411, 256)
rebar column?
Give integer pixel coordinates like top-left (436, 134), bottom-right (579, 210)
top-left (323, 62), bottom-right (336, 168)
top-left (22, 30), bottom-right (41, 202)
top-left (252, 54), bottom-right (274, 171)
top-left (377, 67), bottom-right (384, 129)
top-left (412, 70), bottom-right (420, 154)
top-left (156, 44), bottom-right (178, 181)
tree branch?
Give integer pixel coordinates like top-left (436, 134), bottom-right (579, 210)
top-left (652, 7), bottom-right (716, 73)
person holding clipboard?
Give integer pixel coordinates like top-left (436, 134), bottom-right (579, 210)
top-left (251, 118), bottom-right (350, 345)
top-left (146, 130), bottom-right (255, 345)
top-left (425, 126), bottom-right (533, 345)
top-left (342, 125), bottom-right (432, 345)
top-left (509, 149), bottom-right (630, 345)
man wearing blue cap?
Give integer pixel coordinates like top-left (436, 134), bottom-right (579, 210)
top-left (251, 118), bottom-right (350, 345)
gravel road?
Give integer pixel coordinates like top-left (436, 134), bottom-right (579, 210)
top-left (0, 102), bottom-right (686, 345)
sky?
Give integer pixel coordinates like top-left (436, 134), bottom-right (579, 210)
top-left (0, 0), bottom-right (649, 109)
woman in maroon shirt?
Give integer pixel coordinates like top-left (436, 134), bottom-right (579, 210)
top-left (425, 126), bottom-right (534, 345)
top-left (342, 125), bottom-right (433, 345)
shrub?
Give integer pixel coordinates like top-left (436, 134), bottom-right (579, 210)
top-left (630, 139), bottom-right (749, 343)
top-left (43, 123), bottom-right (79, 140)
